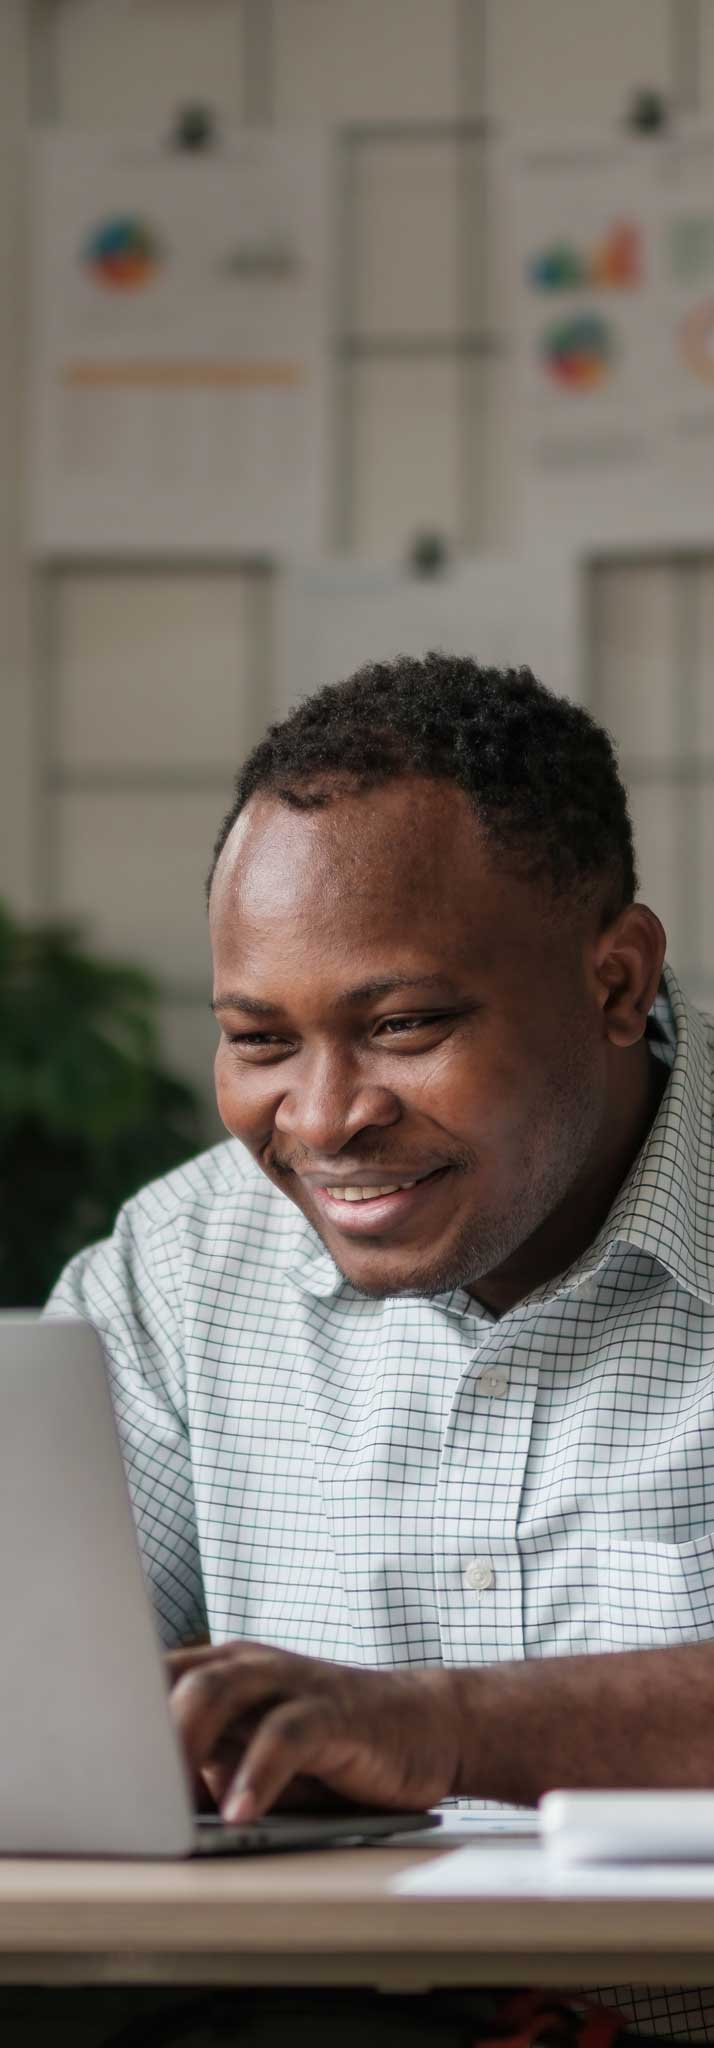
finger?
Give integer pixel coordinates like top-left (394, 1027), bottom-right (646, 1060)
top-left (165, 1641), bottom-right (313, 1687)
top-left (200, 1760), bottom-right (236, 1809)
top-left (169, 1658), bottom-right (297, 1772)
top-left (166, 1644), bottom-right (241, 1683)
top-left (221, 1696), bottom-right (354, 1822)
top-left (205, 1758), bottom-right (355, 1812)
top-left (195, 1768), bottom-right (221, 1814)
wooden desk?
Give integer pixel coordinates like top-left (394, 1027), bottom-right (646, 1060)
top-left (0, 1839), bottom-right (713, 1992)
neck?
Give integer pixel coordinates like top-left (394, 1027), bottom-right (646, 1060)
top-left (469, 1043), bottom-right (669, 1320)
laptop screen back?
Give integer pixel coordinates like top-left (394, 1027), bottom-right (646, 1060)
top-left (0, 1315), bottom-right (194, 1855)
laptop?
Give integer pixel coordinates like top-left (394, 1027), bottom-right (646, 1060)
top-left (0, 1314), bottom-right (440, 1859)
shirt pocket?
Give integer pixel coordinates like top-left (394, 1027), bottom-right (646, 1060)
top-left (602, 1533), bottom-right (714, 1650)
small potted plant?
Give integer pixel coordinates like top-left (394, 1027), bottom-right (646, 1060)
top-left (0, 901), bottom-right (202, 1307)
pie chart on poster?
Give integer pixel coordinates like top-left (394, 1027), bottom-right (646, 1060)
top-left (680, 299), bottom-right (714, 384)
top-left (83, 216), bottom-right (162, 290)
top-left (540, 312), bottom-right (614, 392)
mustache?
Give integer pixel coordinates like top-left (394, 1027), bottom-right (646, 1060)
top-left (267, 1152), bottom-right (473, 1177)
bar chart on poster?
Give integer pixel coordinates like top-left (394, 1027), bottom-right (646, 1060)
top-left (29, 131), bottom-right (331, 556)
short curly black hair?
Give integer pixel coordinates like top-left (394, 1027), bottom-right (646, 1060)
top-left (206, 652), bottom-right (638, 924)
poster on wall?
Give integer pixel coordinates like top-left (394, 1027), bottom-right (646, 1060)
top-left (511, 126), bottom-right (714, 548)
top-left (29, 131), bottom-right (331, 556)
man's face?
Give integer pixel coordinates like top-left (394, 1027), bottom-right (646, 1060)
top-left (210, 777), bottom-right (610, 1303)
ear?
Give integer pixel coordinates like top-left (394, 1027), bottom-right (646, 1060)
top-left (591, 904), bottom-right (667, 1049)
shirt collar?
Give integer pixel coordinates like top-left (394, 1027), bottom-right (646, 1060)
top-left (527, 961), bottom-right (714, 1310)
top-left (286, 962), bottom-right (714, 1311)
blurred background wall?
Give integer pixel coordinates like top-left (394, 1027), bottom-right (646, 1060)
top-left (1, 0), bottom-right (711, 1147)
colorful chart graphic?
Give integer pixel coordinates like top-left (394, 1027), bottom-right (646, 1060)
top-left (83, 216), bottom-right (161, 290)
top-left (540, 313), bottom-right (614, 391)
top-left (679, 298), bottom-right (714, 384)
top-left (530, 221), bottom-right (641, 292)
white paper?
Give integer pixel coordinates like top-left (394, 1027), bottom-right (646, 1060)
top-left (508, 121), bottom-right (714, 548)
top-left (30, 131), bottom-right (330, 556)
top-left (432, 1807), bottom-right (541, 1842)
top-left (393, 1842), bottom-right (714, 1899)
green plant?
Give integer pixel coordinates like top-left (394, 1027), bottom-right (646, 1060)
top-left (0, 901), bottom-right (203, 1307)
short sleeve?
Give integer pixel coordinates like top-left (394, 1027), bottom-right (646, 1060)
top-left (44, 1198), bottom-right (207, 1649)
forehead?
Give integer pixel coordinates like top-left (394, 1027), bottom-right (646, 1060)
top-left (210, 781), bottom-right (553, 985)
top-left (214, 781), bottom-right (487, 916)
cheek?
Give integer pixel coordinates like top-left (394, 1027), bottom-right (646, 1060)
top-left (407, 1046), bottom-right (529, 1176)
top-left (213, 1048), bottom-right (233, 1130)
top-left (214, 1046), bottom-right (252, 1133)
top-left (422, 1038), bottom-right (521, 1126)
top-left (451, 1049), bottom-right (548, 1178)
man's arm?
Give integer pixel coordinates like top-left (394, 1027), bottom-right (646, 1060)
top-left (165, 1636), bottom-right (714, 1822)
top-left (450, 1639), bottom-right (714, 1804)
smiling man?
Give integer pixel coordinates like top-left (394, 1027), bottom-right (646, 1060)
top-left (48, 655), bottom-right (714, 2043)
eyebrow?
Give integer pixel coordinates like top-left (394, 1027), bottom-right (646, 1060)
top-left (210, 973), bottom-right (460, 1017)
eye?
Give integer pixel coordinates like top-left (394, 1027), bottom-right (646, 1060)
top-left (378, 1016), bottom-right (438, 1034)
top-left (225, 1014), bottom-right (452, 1051)
top-left (226, 1032), bottom-right (285, 1049)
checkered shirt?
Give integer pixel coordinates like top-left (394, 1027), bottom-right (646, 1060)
top-left (46, 961), bottom-right (714, 2039)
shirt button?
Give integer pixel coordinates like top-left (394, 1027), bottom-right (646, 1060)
top-left (478, 1369), bottom-right (508, 1397)
top-left (464, 1559), bottom-right (496, 1592)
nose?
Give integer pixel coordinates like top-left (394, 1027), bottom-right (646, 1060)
top-left (273, 1046), bottom-right (400, 1155)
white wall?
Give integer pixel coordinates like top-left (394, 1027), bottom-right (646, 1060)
top-left (0, 3), bottom-right (34, 915)
top-left (2, 0), bottom-right (709, 1133)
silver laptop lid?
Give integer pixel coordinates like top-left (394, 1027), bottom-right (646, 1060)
top-left (0, 1314), bottom-right (194, 1856)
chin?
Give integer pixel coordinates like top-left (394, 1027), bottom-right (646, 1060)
top-left (326, 1244), bottom-right (462, 1301)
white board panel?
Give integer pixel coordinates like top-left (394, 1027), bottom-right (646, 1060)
top-left (54, 572), bottom-right (252, 773)
top-left (52, 0), bottom-right (246, 131)
top-left (273, 554), bottom-right (583, 722)
top-left (692, 561), bottom-right (714, 757)
top-left (52, 789), bottom-right (225, 987)
top-left (273, 0), bottom-right (462, 122)
top-left (352, 142), bottom-right (461, 340)
top-left (590, 564), bottom-right (679, 765)
top-left (488, 0), bottom-right (669, 128)
top-left (697, 7), bottom-right (714, 121)
top-left (350, 362), bottom-right (461, 554)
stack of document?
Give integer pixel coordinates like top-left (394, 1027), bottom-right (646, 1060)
top-left (392, 1793), bottom-right (714, 1898)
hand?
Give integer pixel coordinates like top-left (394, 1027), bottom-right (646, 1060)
top-left (165, 1640), bottom-right (462, 1822)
